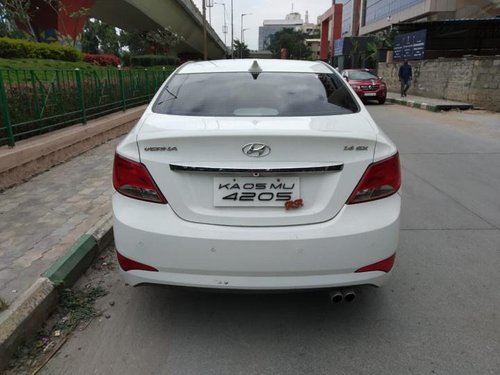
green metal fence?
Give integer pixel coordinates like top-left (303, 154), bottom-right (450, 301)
top-left (0, 67), bottom-right (175, 147)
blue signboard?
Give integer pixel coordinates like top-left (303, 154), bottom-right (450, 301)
top-left (393, 30), bottom-right (426, 60)
top-left (334, 38), bottom-right (344, 56)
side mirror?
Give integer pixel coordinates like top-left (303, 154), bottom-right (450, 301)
top-left (343, 76), bottom-right (348, 81)
top-left (379, 76), bottom-right (383, 80)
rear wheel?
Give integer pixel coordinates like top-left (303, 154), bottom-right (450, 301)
top-left (378, 98), bottom-right (386, 104)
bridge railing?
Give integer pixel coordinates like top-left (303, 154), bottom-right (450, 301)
top-left (0, 67), bottom-right (175, 147)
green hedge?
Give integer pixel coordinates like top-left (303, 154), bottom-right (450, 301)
top-left (0, 37), bottom-right (82, 62)
top-left (131, 55), bottom-right (179, 67)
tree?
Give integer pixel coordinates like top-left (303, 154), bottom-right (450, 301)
top-left (0, 3), bottom-right (23, 38)
top-left (0, 0), bottom-right (37, 40)
top-left (119, 30), bottom-right (149, 55)
top-left (233, 39), bottom-right (250, 58)
top-left (1, 0), bottom-right (89, 43)
top-left (145, 27), bottom-right (184, 54)
top-left (267, 28), bottom-right (312, 60)
top-left (365, 29), bottom-right (397, 67)
top-left (42, 0), bottom-right (90, 47)
top-left (81, 19), bottom-right (120, 54)
top-left (117, 27), bottom-right (184, 56)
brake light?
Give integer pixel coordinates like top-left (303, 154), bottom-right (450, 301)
top-left (116, 251), bottom-right (158, 272)
top-left (113, 153), bottom-right (167, 204)
top-left (347, 153), bottom-right (401, 204)
top-left (355, 254), bottom-right (395, 273)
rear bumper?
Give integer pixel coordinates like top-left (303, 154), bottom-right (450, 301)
top-left (113, 193), bottom-right (400, 290)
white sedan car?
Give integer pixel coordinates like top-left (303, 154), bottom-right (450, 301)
top-left (112, 59), bottom-right (401, 298)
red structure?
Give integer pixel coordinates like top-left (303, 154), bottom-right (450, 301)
top-left (18, 0), bottom-right (94, 49)
top-left (319, 2), bottom-right (343, 62)
top-left (280, 48), bottom-right (288, 59)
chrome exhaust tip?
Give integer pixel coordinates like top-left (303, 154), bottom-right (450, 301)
top-left (329, 290), bottom-right (343, 304)
top-left (343, 289), bottom-right (356, 302)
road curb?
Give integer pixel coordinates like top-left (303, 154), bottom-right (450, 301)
top-left (387, 96), bottom-right (473, 112)
top-left (0, 213), bottom-right (113, 371)
top-left (0, 278), bottom-right (57, 370)
top-left (387, 97), bottom-right (439, 112)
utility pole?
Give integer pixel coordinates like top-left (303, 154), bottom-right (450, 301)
top-left (214, 2), bottom-right (227, 52)
top-left (207, 0), bottom-right (213, 25)
top-left (231, 0), bottom-right (234, 59)
top-left (241, 28), bottom-right (250, 57)
top-left (240, 13), bottom-right (250, 58)
top-left (202, 0), bottom-right (208, 60)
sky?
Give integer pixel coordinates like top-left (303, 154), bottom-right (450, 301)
top-left (191, 0), bottom-right (333, 50)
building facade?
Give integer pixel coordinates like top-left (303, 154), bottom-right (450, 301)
top-left (324, 0), bottom-right (500, 67)
top-left (335, 0), bottom-right (500, 37)
top-left (258, 11), bottom-right (320, 51)
top-left (258, 12), bottom-right (303, 51)
top-left (319, 3), bottom-right (343, 61)
top-left (348, 0), bottom-right (500, 36)
top-left (305, 39), bottom-right (321, 60)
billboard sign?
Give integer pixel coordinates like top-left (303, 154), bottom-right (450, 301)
top-left (393, 30), bottom-right (426, 60)
top-left (333, 38), bottom-right (344, 56)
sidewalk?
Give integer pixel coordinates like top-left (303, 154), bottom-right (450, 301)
top-left (387, 92), bottom-right (473, 112)
top-left (0, 137), bottom-right (119, 306)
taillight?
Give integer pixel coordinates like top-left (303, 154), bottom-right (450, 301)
top-left (116, 251), bottom-right (158, 272)
top-left (113, 153), bottom-right (167, 204)
top-left (347, 153), bottom-right (401, 204)
top-left (355, 254), bottom-right (395, 273)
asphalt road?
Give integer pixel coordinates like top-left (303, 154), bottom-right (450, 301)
top-left (42, 104), bottom-right (500, 375)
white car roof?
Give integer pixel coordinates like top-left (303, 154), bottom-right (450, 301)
top-left (178, 59), bottom-right (333, 74)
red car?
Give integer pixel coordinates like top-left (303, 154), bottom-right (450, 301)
top-left (341, 69), bottom-right (387, 104)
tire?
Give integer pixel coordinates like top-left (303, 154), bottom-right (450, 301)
top-left (378, 98), bottom-right (386, 104)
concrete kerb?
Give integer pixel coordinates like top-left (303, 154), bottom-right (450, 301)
top-left (0, 213), bottom-right (114, 371)
top-left (387, 97), bottom-right (440, 112)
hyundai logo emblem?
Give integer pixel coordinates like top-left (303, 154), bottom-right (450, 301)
top-left (242, 143), bottom-right (271, 157)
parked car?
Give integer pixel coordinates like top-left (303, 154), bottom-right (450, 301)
top-left (112, 59), bottom-right (401, 300)
top-left (342, 69), bottom-right (387, 104)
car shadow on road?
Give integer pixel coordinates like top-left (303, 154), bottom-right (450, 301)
top-left (130, 282), bottom-right (393, 330)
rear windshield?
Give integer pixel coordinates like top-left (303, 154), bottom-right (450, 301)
top-left (153, 72), bottom-right (359, 117)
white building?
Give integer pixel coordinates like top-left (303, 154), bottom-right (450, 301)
top-left (258, 12), bottom-right (304, 51)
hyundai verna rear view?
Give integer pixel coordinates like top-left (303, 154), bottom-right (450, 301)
top-left (112, 59), bottom-right (401, 292)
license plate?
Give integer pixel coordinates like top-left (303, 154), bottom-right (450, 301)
top-left (214, 177), bottom-right (300, 207)
top-left (364, 93), bottom-right (377, 97)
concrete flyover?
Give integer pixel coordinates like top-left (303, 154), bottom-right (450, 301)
top-left (91, 0), bottom-right (226, 59)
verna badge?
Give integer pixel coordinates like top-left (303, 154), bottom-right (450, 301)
top-left (242, 143), bottom-right (271, 157)
top-left (144, 146), bottom-right (178, 152)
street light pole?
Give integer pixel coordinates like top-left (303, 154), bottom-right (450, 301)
top-left (240, 13), bottom-right (250, 58)
top-left (206, 0), bottom-right (214, 25)
top-left (214, 2), bottom-right (227, 52)
top-left (242, 28), bottom-right (250, 44)
top-left (230, 0), bottom-right (234, 59)
top-left (202, 0), bottom-right (208, 60)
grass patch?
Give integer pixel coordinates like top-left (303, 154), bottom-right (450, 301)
top-left (55, 287), bottom-right (108, 330)
top-left (0, 296), bottom-right (8, 312)
top-left (0, 58), bottom-right (105, 71)
top-left (0, 58), bottom-right (177, 71)
top-left (0, 58), bottom-right (108, 82)
top-left (6, 286), bottom-right (108, 374)
top-left (0, 58), bottom-right (176, 82)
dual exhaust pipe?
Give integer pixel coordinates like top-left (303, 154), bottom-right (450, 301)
top-left (329, 289), bottom-right (356, 304)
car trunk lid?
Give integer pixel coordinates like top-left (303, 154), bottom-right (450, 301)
top-left (137, 113), bottom-right (376, 227)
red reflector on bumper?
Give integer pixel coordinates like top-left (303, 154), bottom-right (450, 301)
top-left (355, 254), bottom-right (396, 273)
top-left (116, 251), bottom-right (158, 272)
